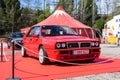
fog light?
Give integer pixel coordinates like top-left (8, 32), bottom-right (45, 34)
top-left (54, 51), bottom-right (60, 54)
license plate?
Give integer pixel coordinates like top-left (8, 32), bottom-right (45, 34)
top-left (73, 50), bottom-right (89, 55)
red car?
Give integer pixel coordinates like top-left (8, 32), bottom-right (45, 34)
top-left (21, 25), bottom-right (100, 64)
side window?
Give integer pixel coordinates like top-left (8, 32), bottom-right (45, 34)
top-left (27, 28), bottom-right (35, 37)
top-left (34, 27), bottom-right (40, 35)
top-left (27, 26), bottom-right (40, 37)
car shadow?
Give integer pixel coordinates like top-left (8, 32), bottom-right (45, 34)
top-left (26, 56), bottom-right (114, 66)
top-left (55, 58), bottom-right (114, 66)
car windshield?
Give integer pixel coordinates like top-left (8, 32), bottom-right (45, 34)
top-left (41, 25), bottom-right (78, 36)
top-left (11, 32), bottom-right (24, 38)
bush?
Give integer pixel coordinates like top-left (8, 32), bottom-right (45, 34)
top-left (93, 19), bottom-right (105, 31)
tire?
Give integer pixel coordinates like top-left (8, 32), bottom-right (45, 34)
top-left (38, 46), bottom-right (49, 65)
top-left (21, 46), bottom-right (28, 57)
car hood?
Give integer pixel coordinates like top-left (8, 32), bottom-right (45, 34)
top-left (43, 36), bottom-right (97, 42)
top-left (42, 36), bottom-right (99, 49)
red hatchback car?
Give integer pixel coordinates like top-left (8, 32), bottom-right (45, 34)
top-left (22, 25), bottom-right (101, 64)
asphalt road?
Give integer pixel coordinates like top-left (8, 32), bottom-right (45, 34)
top-left (57, 44), bottom-right (120, 80)
top-left (101, 44), bottom-right (120, 57)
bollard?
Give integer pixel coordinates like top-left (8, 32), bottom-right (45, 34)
top-left (6, 41), bottom-right (21, 80)
top-left (1, 41), bottom-right (3, 62)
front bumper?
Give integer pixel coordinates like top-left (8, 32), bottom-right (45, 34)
top-left (46, 47), bottom-right (100, 62)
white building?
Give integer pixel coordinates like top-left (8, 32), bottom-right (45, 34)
top-left (106, 15), bottom-right (120, 36)
top-left (103, 15), bottom-right (120, 43)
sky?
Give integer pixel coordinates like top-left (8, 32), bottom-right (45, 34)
top-left (19, 0), bottom-right (58, 10)
top-left (96, 0), bottom-right (120, 14)
top-left (19, 0), bottom-right (79, 11)
top-left (96, 0), bottom-right (113, 14)
top-left (19, 0), bottom-right (120, 14)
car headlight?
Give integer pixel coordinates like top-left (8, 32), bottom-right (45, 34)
top-left (91, 42), bottom-right (99, 47)
top-left (56, 43), bottom-right (61, 48)
top-left (56, 42), bottom-right (67, 49)
top-left (95, 42), bottom-right (99, 46)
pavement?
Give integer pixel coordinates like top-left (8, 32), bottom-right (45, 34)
top-left (57, 44), bottom-right (120, 80)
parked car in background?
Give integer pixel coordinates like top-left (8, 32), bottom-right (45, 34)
top-left (22, 25), bottom-right (101, 65)
top-left (7, 32), bottom-right (24, 49)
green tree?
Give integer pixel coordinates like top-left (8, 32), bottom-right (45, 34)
top-left (21, 8), bottom-right (34, 27)
top-left (0, 0), bottom-right (6, 14)
top-left (4, 0), bottom-right (21, 32)
top-left (93, 19), bottom-right (105, 31)
top-left (0, 0), bottom-right (6, 35)
top-left (37, 14), bottom-right (44, 22)
top-left (45, 3), bottom-right (51, 18)
top-left (37, 3), bottom-right (51, 22)
top-left (78, 0), bottom-right (87, 23)
top-left (78, 0), bottom-right (98, 27)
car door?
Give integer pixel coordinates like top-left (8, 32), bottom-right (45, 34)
top-left (23, 27), bottom-right (36, 54)
top-left (30, 26), bottom-right (41, 56)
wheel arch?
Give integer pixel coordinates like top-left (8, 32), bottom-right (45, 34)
top-left (38, 44), bottom-right (49, 58)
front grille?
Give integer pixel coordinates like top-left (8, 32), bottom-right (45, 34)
top-left (67, 42), bottom-right (90, 48)
top-left (80, 43), bottom-right (91, 47)
top-left (67, 42), bottom-right (79, 48)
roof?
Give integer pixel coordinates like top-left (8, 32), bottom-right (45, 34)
top-left (34, 6), bottom-right (90, 29)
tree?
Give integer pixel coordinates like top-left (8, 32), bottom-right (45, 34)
top-left (78, 0), bottom-right (92, 25)
top-left (78, 0), bottom-right (98, 27)
top-left (37, 14), bottom-right (44, 22)
top-left (0, 0), bottom-right (6, 35)
top-left (112, 0), bottom-right (120, 16)
top-left (21, 8), bottom-right (34, 27)
top-left (0, 0), bottom-right (6, 15)
top-left (78, 0), bottom-right (87, 23)
top-left (4, 0), bottom-right (21, 32)
top-left (93, 19), bottom-right (105, 31)
top-left (54, 0), bottom-right (74, 16)
top-left (37, 3), bottom-right (51, 22)
top-left (45, 3), bottom-right (51, 18)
